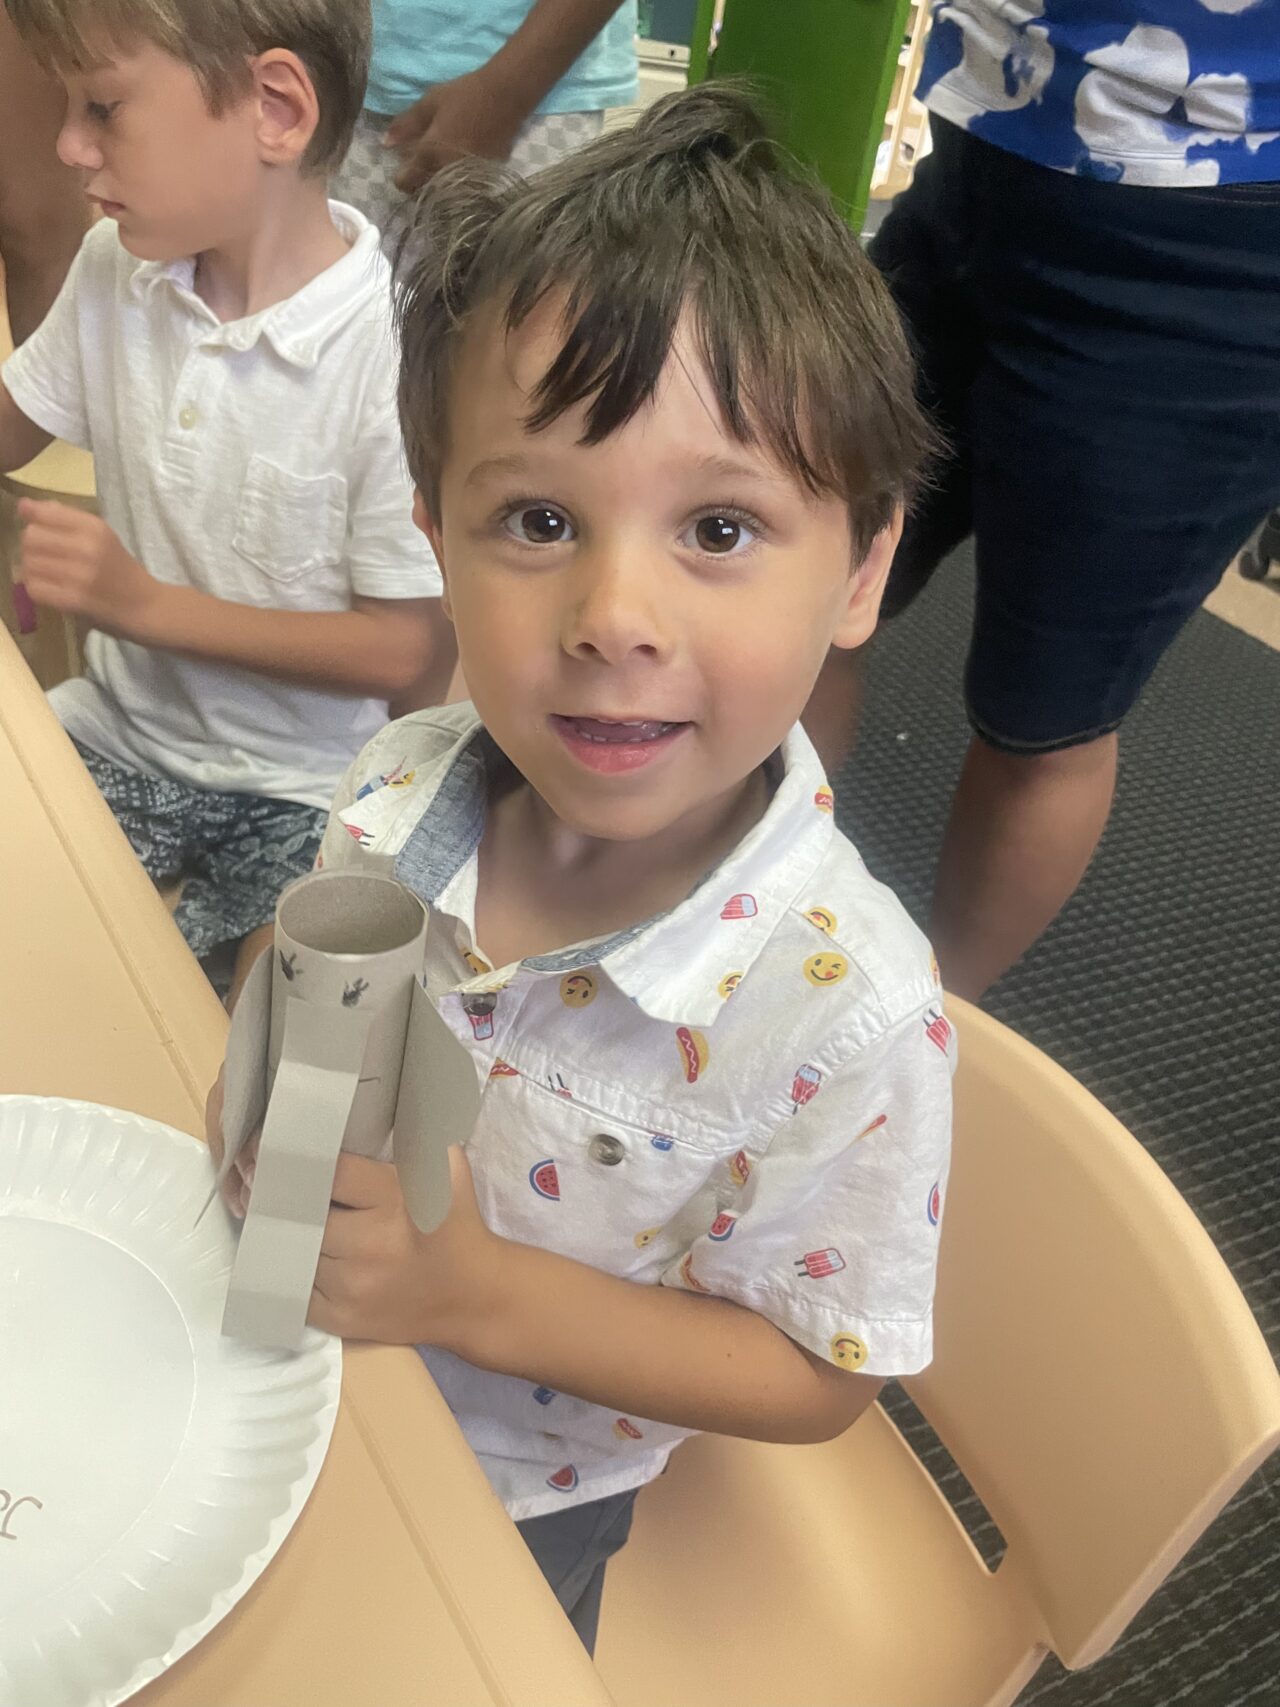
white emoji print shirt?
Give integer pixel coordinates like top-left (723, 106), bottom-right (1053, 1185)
top-left (318, 705), bottom-right (953, 1520)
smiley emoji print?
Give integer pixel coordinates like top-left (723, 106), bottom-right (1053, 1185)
top-left (830, 1332), bottom-right (868, 1371)
top-left (804, 952), bottom-right (848, 988)
top-left (560, 971), bottom-right (597, 1008)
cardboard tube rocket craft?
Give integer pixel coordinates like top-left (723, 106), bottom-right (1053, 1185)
top-left (216, 871), bottom-right (482, 1351)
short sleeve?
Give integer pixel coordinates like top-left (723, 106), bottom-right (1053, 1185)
top-left (662, 1008), bottom-right (953, 1378)
top-left (344, 345), bottom-right (442, 600)
top-left (2, 226), bottom-right (99, 448)
top-left (313, 716), bottom-right (437, 872)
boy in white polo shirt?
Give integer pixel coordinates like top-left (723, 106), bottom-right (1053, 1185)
top-left (0, 0), bottom-right (447, 989)
top-left (211, 88), bottom-right (954, 1651)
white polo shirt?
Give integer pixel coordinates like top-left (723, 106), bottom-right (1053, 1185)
top-left (2, 207), bottom-right (441, 810)
top-left (318, 706), bottom-right (954, 1520)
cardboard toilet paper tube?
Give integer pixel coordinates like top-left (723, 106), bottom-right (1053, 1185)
top-left (219, 871), bottom-right (428, 1349)
top-left (270, 870), bottom-right (429, 1158)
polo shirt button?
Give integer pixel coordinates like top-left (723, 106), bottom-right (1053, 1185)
top-left (588, 1133), bottom-right (625, 1167)
top-left (178, 405), bottom-right (198, 429)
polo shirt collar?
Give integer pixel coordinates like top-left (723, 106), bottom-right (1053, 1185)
top-left (392, 714), bottom-right (836, 1029)
top-left (129, 200), bottom-right (384, 368)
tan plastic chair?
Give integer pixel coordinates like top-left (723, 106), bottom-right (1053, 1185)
top-left (596, 997), bottom-right (1280, 1707)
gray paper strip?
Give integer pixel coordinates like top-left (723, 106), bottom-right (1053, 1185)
top-left (221, 998), bottom-right (372, 1350)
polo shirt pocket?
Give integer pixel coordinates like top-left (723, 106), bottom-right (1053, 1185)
top-left (233, 454), bottom-right (348, 588)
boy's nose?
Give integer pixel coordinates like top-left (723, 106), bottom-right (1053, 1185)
top-left (56, 118), bottom-right (101, 173)
top-left (561, 548), bottom-right (672, 667)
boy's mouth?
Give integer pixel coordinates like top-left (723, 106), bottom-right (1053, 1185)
top-left (549, 715), bottom-right (691, 775)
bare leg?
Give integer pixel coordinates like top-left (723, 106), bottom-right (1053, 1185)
top-left (0, 13), bottom-right (86, 343)
top-left (931, 731), bottom-right (1118, 1001)
top-left (802, 646), bottom-right (864, 777)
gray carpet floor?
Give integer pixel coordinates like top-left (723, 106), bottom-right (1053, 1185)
top-left (836, 546), bottom-right (1279, 1707)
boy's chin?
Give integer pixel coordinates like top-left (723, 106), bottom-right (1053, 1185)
top-left (536, 782), bottom-right (711, 846)
top-left (112, 222), bottom-right (184, 264)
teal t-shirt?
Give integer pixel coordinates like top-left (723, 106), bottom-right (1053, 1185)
top-left (366, 1), bottom-right (639, 117)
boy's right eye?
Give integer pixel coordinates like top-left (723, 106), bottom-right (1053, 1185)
top-left (502, 504), bottom-right (575, 546)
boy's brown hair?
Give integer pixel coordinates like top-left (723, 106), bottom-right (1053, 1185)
top-left (4, 0), bottom-right (369, 174)
top-left (393, 85), bottom-right (935, 558)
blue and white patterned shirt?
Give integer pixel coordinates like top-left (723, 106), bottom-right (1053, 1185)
top-left (918, 0), bottom-right (1280, 185)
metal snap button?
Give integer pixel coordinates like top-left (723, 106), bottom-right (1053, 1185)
top-left (588, 1133), bottom-right (625, 1167)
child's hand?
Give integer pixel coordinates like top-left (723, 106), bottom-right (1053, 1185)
top-left (310, 1145), bottom-right (496, 1347)
top-left (18, 500), bottom-right (162, 639)
top-left (384, 69), bottom-right (526, 192)
top-left (203, 1066), bottom-right (259, 1219)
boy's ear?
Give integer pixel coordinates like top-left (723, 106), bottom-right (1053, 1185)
top-left (831, 509), bottom-right (904, 652)
top-left (413, 489), bottom-right (452, 618)
top-left (251, 49), bottom-right (319, 168)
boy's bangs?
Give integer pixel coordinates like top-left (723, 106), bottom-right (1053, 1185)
top-left (513, 274), bottom-right (836, 493)
top-left (5, 0), bottom-right (122, 73)
top-left (506, 264), bottom-right (899, 552)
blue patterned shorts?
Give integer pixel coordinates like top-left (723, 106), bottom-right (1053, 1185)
top-left (72, 739), bottom-right (326, 962)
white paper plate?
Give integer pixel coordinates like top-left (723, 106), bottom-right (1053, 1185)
top-left (0, 1096), bottom-right (342, 1707)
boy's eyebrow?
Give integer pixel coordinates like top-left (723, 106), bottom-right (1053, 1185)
top-left (462, 451), bottom-right (788, 493)
top-left (464, 455), bottom-right (532, 490)
top-left (688, 452), bottom-right (790, 490)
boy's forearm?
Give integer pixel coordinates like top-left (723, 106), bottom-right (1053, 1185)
top-left (447, 1238), bottom-right (883, 1446)
top-left (0, 383), bottom-right (54, 472)
top-left (483, 0), bottom-right (630, 112)
top-left (136, 583), bottom-right (440, 700)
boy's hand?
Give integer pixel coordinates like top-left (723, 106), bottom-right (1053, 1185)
top-left (311, 1146), bottom-right (496, 1347)
top-left (19, 500), bottom-right (162, 640)
top-left (204, 1065), bottom-right (259, 1219)
top-left (384, 69), bottom-right (527, 192)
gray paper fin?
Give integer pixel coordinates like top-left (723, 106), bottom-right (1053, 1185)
top-left (394, 979), bottom-right (482, 1235)
top-left (216, 945), bottom-right (272, 1191)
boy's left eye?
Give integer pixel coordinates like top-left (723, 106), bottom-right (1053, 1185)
top-left (86, 100), bottom-right (120, 124)
top-left (682, 514), bottom-right (758, 556)
top-left (502, 503), bottom-right (574, 545)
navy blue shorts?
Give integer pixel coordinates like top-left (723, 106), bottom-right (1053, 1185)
top-left (517, 1487), bottom-right (636, 1654)
top-left (871, 119), bottom-right (1280, 752)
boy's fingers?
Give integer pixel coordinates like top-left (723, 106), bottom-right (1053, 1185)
top-left (329, 1152), bottom-right (396, 1210)
top-left (308, 1268), bottom-right (346, 1337)
top-left (317, 1207), bottom-right (370, 1261)
top-left (204, 1071), bottom-right (226, 1166)
top-left (17, 496), bottom-right (82, 530)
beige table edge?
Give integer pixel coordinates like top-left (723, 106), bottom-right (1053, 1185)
top-left (0, 626), bottom-right (614, 1707)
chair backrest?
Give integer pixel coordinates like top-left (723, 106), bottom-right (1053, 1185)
top-left (905, 999), bottom-right (1280, 1671)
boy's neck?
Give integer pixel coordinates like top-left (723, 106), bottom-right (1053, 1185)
top-left (193, 176), bottom-right (349, 323)
top-left (475, 766), bottom-right (772, 972)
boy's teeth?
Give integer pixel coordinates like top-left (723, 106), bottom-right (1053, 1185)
top-left (570, 717), bottom-right (677, 744)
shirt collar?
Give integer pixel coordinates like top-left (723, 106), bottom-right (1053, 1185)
top-left (392, 713), bottom-right (837, 1029)
top-left (129, 201), bottom-right (386, 368)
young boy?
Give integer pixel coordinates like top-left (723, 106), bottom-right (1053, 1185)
top-left (211, 87), bottom-right (952, 1652)
top-left (0, 0), bottom-right (450, 989)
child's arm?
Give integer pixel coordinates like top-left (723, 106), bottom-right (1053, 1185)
top-left (17, 499), bottom-right (453, 700)
top-left (311, 1148), bottom-right (884, 1447)
top-left (385, 0), bottom-right (631, 191)
top-left (299, 1005), bottom-right (950, 1447)
top-left (0, 383), bottom-right (54, 472)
